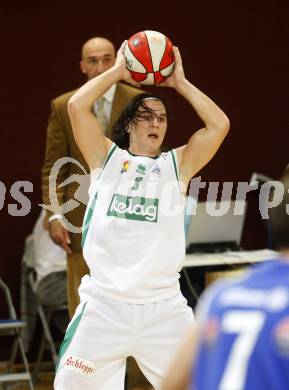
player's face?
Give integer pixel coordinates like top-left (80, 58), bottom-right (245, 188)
top-left (80, 39), bottom-right (116, 80)
top-left (129, 99), bottom-right (167, 156)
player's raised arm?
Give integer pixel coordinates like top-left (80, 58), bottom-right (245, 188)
top-left (161, 47), bottom-right (230, 189)
top-left (67, 42), bottom-right (139, 170)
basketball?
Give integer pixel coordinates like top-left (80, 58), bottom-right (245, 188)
top-left (124, 30), bottom-right (175, 85)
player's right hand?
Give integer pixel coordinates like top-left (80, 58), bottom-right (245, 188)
top-left (159, 46), bottom-right (186, 89)
top-left (49, 219), bottom-right (72, 254)
top-left (115, 41), bottom-right (141, 87)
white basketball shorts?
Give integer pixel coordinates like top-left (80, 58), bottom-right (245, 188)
top-left (54, 292), bottom-right (194, 390)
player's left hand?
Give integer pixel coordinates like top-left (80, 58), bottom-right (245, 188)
top-left (115, 41), bottom-right (141, 87)
top-left (159, 46), bottom-right (186, 88)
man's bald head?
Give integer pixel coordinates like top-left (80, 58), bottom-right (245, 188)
top-left (80, 37), bottom-right (116, 80)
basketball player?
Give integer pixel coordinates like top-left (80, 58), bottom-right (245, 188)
top-left (54, 41), bottom-right (230, 390)
top-left (161, 173), bottom-right (289, 390)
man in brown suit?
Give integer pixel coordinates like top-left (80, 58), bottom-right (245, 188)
top-left (41, 37), bottom-right (152, 390)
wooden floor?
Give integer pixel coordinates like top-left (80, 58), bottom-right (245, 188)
top-left (35, 372), bottom-right (54, 390)
top-left (0, 363), bottom-right (54, 390)
top-left (0, 372), bottom-right (54, 390)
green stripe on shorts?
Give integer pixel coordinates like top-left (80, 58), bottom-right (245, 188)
top-left (56, 302), bottom-right (87, 371)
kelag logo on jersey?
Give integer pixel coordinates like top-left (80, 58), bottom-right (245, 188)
top-left (107, 194), bottom-right (159, 222)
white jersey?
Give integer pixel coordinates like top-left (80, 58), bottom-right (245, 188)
top-left (82, 144), bottom-right (186, 304)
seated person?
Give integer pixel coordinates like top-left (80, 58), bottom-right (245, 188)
top-left (33, 209), bottom-right (67, 311)
top-left (21, 209), bottom-right (69, 353)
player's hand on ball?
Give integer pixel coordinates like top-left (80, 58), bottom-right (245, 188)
top-left (115, 41), bottom-right (141, 87)
top-left (159, 47), bottom-right (185, 88)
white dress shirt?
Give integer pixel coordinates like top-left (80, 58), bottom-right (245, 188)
top-left (93, 83), bottom-right (116, 123)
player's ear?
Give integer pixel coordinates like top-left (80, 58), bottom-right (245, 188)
top-left (80, 61), bottom-right (86, 74)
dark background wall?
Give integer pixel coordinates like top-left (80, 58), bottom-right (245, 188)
top-left (0, 1), bottom-right (288, 321)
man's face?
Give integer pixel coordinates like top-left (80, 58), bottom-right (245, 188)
top-left (129, 99), bottom-right (168, 156)
top-left (80, 38), bottom-right (116, 80)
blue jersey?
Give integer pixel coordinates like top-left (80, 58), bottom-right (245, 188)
top-left (192, 259), bottom-right (289, 390)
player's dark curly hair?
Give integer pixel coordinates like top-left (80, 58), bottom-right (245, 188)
top-left (111, 93), bottom-right (169, 149)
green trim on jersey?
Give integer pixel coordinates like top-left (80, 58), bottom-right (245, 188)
top-left (81, 143), bottom-right (117, 248)
top-left (56, 302), bottom-right (87, 372)
top-left (171, 149), bottom-right (179, 181)
top-left (82, 192), bottom-right (98, 248)
top-left (104, 143), bottom-right (117, 168)
top-left (171, 149), bottom-right (184, 194)
top-left (128, 150), bottom-right (159, 160)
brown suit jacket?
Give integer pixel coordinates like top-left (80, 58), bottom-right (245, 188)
top-left (41, 82), bottom-right (143, 252)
